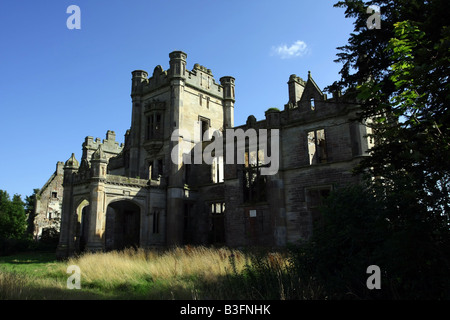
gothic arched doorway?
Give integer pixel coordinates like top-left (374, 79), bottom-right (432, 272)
top-left (75, 200), bottom-right (90, 252)
top-left (105, 200), bottom-right (141, 250)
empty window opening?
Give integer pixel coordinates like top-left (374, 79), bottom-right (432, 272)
top-left (243, 150), bottom-right (267, 203)
top-left (184, 164), bottom-right (191, 185)
top-left (211, 156), bottom-right (224, 183)
top-left (199, 117), bottom-right (210, 141)
top-left (151, 159), bottom-right (164, 180)
top-left (308, 129), bottom-right (327, 165)
top-left (209, 202), bottom-right (225, 244)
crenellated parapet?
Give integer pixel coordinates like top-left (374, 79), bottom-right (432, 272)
top-left (131, 51), bottom-right (235, 102)
top-left (82, 130), bottom-right (123, 163)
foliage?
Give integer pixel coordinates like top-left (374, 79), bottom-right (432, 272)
top-left (293, 0), bottom-right (450, 299)
top-left (0, 190), bottom-right (27, 240)
top-left (24, 188), bottom-right (40, 237)
top-left (0, 190), bottom-right (38, 255)
top-left (291, 185), bottom-right (450, 299)
top-left (328, 0), bottom-right (450, 220)
top-left (290, 185), bottom-right (383, 299)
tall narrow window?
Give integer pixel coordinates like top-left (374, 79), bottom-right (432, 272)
top-left (212, 156), bottom-right (224, 183)
top-left (243, 150), bottom-right (267, 203)
top-left (199, 117), bottom-right (210, 141)
top-left (146, 112), bottom-right (163, 140)
top-left (310, 97), bottom-right (315, 110)
top-left (157, 159), bottom-right (163, 177)
top-left (146, 115), bottom-right (153, 139)
top-left (308, 129), bottom-right (327, 164)
top-left (184, 164), bottom-right (191, 185)
top-left (152, 209), bottom-right (160, 234)
top-left (154, 113), bottom-right (162, 138)
top-left (148, 162), bottom-right (152, 180)
top-left (151, 158), bottom-right (164, 179)
top-left (209, 202), bottom-right (225, 244)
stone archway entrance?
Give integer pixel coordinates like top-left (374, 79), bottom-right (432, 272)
top-left (105, 200), bottom-right (141, 250)
top-left (75, 200), bottom-right (90, 252)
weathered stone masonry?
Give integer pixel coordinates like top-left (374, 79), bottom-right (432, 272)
top-left (50, 51), bottom-right (373, 259)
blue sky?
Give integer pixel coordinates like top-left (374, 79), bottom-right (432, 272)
top-left (0, 0), bottom-right (355, 199)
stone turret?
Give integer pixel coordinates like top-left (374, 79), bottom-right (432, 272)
top-left (131, 70), bottom-right (149, 95)
top-left (91, 144), bottom-right (108, 178)
top-left (169, 51), bottom-right (187, 79)
top-left (64, 153), bottom-right (79, 169)
top-left (220, 76), bottom-right (235, 128)
top-left (287, 74), bottom-right (306, 104)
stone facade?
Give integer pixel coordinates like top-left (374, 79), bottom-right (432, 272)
top-left (33, 162), bottom-right (64, 239)
top-left (54, 51), bottom-right (373, 259)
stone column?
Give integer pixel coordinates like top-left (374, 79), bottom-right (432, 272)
top-left (85, 146), bottom-right (108, 252)
top-left (56, 154), bottom-right (79, 259)
top-left (166, 51), bottom-right (187, 246)
top-left (166, 86), bottom-right (185, 246)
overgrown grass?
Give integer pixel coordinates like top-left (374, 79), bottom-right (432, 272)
top-left (0, 246), bottom-right (323, 300)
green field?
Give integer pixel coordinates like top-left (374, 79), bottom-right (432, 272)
top-left (0, 246), bottom-right (305, 300)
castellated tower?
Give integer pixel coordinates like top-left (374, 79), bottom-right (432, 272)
top-left (125, 51), bottom-right (236, 245)
top-left (57, 51), bottom-right (237, 257)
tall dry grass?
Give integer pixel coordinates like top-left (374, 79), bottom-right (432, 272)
top-left (59, 246), bottom-right (254, 298)
top-left (65, 246), bottom-right (247, 282)
top-left (2, 246), bottom-right (320, 299)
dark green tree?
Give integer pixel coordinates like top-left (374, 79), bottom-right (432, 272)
top-left (0, 191), bottom-right (27, 240)
top-left (317, 0), bottom-right (450, 299)
top-left (0, 190), bottom-right (12, 239)
top-left (290, 185), bottom-right (387, 299)
top-left (25, 188), bottom-right (40, 238)
top-left (329, 0), bottom-right (450, 222)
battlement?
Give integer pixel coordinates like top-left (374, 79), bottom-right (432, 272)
top-left (192, 63), bottom-right (213, 75)
top-left (185, 63), bottom-right (224, 98)
top-left (131, 51), bottom-right (234, 101)
top-left (82, 130), bottom-right (123, 162)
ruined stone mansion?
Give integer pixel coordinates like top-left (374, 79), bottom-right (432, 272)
top-left (32, 51), bottom-right (373, 259)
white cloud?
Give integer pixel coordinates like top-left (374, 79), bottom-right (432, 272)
top-left (272, 40), bottom-right (309, 59)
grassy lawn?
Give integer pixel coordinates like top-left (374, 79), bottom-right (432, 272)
top-left (0, 246), bottom-right (297, 300)
top-left (0, 250), bottom-right (104, 299)
top-left (0, 251), bottom-right (58, 275)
